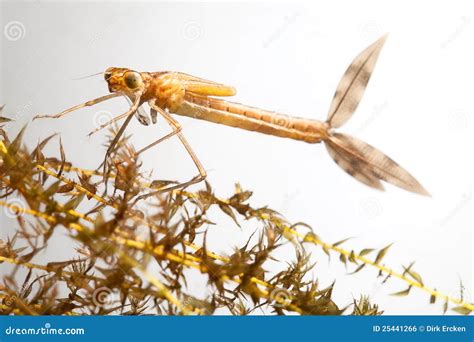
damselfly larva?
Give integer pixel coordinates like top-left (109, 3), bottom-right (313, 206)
top-left (35, 35), bottom-right (429, 200)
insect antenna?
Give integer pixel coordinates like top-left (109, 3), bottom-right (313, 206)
top-left (71, 71), bottom-right (104, 81)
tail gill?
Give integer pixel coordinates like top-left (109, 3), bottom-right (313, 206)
top-left (322, 34), bottom-right (429, 196)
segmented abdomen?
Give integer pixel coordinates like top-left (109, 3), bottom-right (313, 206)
top-left (178, 93), bottom-right (328, 143)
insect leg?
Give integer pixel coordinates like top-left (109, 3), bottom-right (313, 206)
top-left (135, 127), bottom-right (181, 156)
top-left (100, 107), bottom-right (178, 188)
top-left (126, 95), bottom-right (150, 126)
top-left (99, 96), bottom-right (149, 174)
top-left (33, 93), bottom-right (120, 120)
top-left (100, 106), bottom-right (179, 192)
top-left (134, 104), bottom-right (206, 202)
top-left (99, 111), bottom-right (135, 182)
top-left (87, 95), bottom-right (142, 136)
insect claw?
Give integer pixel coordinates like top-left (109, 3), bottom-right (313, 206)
top-left (138, 116), bottom-right (150, 126)
top-left (88, 122), bottom-right (109, 136)
top-left (33, 114), bottom-right (48, 120)
top-left (33, 113), bottom-right (63, 121)
top-left (150, 108), bottom-right (158, 124)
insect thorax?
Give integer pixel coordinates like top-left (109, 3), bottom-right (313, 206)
top-left (151, 73), bottom-right (186, 112)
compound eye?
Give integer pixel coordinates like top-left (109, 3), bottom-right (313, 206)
top-left (124, 71), bottom-right (141, 89)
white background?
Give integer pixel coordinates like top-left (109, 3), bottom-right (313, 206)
top-left (1, 0), bottom-right (472, 314)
